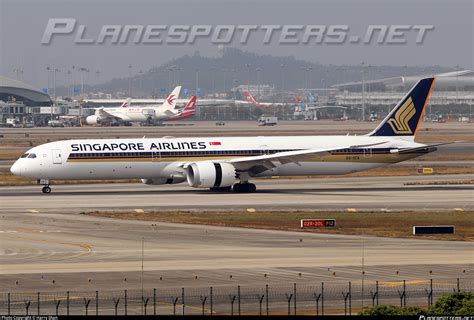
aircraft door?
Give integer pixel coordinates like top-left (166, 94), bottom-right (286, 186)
top-left (151, 151), bottom-right (161, 161)
top-left (363, 148), bottom-right (372, 159)
top-left (142, 109), bottom-right (155, 119)
top-left (260, 145), bottom-right (269, 156)
top-left (52, 149), bottom-right (62, 164)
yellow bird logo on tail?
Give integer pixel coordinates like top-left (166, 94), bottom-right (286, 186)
top-left (387, 97), bottom-right (416, 134)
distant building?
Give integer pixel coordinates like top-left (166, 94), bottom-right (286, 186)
top-left (0, 75), bottom-right (52, 106)
top-left (232, 84), bottom-right (275, 96)
top-left (331, 70), bottom-right (474, 107)
top-left (331, 70), bottom-right (474, 92)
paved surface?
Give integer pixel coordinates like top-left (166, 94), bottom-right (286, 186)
top-left (1, 175), bottom-right (472, 213)
top-left (1, 208), bottom-right (472, 293)
top-left (1, 168), bottom-right (472, 299)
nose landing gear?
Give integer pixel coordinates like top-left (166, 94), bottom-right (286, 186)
top-left (42, 186), bottom-right (51, 194)
top-left (38, 179), bottom-right (51, 194)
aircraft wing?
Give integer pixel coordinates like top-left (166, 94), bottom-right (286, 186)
top-left (96, 108), bottom-right (115, 119)
top-left (95, 108), bottom-right (130, 122)
top-left (226, 142), bottom-right (387, 173)
top-left (396, 142), bottom-right (460, 154)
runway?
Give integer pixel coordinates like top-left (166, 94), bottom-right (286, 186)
top-left (1, 174), bottom-right (472, 213)
top-left (1, 174), bottom-right (472, 314)
top-left (1, 206), bottom-right (472, 293)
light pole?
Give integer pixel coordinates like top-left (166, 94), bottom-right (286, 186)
top-left (78, 67), bottom-right (87, 97)
top-left (53, 68), bottom-right (60, 100)
top-left (13, 68), bottom-right (23, 80)
top-left (222, 68), bottom-right (227, 93)
top-left (455, 65), bottom-right (460, 105)
top-left (307, 66), bottom-right (313, 89)
top-left (361, 61), bottom-right (365, 121)
top-left (245, 63), bottom-right (251, 92)
top-left (195, 69), bottom-right (199, 119)
top-left (67, 70), bottom-right (72, 97)
top-left (128, 64), bottom-right (133, 97)
top-left (175, 66), bottom-right (181, 87)
top-left (255, 67), bottom-right (262, 96)
top-left (280, 64), bottom-right (285, 96)
top-left (138, 70), bottom-right (143, 95)
top-left (71, 65), bottom-right (76, 99)
top-left (210, 67), bottom-right (216, 95)
top-left (402, 65), bottom-right (408, 92)
top-left (46, 66), bottom-right (51, 96)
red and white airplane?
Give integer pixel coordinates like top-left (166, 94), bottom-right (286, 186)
top-left (169, 96), bottom-right (197, 121)
top-left (85, 86), bottom-right (182, 125)
top-left (242, 91), bottom-right (288, 107)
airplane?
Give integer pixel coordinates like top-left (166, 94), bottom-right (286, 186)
top-left (11, 77), bottom-right (447, 194)
top-left (241, 91), bottom-right (288, 107)
top-left (85, 86), bottom-right (182, 125)
top-left (168, 96), bottom-right (197, 121)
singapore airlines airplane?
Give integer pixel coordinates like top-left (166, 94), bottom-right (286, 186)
top-left (85, 86), bottom-right (182, 125)
top-left (11, 78), bottom-right (445, 194)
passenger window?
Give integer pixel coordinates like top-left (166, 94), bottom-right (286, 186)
top-left (27, 153), bottom-right (36, 158)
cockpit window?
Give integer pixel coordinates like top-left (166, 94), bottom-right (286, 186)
top-left (20, 153), bottom-right (29, 158)
top-left (27, 153), bottom-right (37, 158)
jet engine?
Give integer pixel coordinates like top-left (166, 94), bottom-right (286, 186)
top-left (186, 161), bottom-right (237, 188)
top-left (85, 115), bottom-right (101, 125)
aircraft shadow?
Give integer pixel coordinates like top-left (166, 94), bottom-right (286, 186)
top-left (4, 185), bottom-right (472, 197)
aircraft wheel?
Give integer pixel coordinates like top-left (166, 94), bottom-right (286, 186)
top-left (42, 186), bottom-right (51, 194)
top-left (233, 183), bottom-right (256, 193)
top-left (248, 183), bottom-right (256, 193)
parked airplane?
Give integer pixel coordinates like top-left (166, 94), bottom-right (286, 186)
top-left (241, 91), bottom-right (288, 106)
top-left (85, 86), bottom-right (181, 125)
top-left (12, 78), bottom-right (446, 194)
top-left (168, 96), bottom-right (197, 121)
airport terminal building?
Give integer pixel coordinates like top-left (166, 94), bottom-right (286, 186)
top-left (0, 76), bottom-right (52, 107)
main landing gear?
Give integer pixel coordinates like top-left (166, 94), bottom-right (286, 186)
top-left (39, 179), bottom-right (51, 194)
top-left (208, 183), bottom-right (257, 193)
top-left (232, 182), bottom-right (256, 193)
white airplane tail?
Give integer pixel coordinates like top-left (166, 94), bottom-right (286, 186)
top-left (159, 86), bottom-right (181, 113)
top-left (120, 98), bottom-right (131, 108)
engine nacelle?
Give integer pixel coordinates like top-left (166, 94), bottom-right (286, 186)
top-left (85, 115), bottom-right (100, 125)
top-left (141, 176), bottom-right (185, 185)
top-left (186, 161), bottom-right (236, 188)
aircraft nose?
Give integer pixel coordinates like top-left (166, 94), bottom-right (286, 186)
top-left (10, 161), bottom-right (21, 176)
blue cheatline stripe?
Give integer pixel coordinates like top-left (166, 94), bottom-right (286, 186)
top-left (66, 147), bottom-right (430, 161)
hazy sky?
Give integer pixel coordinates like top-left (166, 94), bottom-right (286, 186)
top-left (1, 0), bottom-right (472, 88)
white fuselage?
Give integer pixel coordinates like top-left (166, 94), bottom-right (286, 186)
top-left (11, 136), bottom-right (426, 182)
top-left (102, 106), bottom-right (176, 122)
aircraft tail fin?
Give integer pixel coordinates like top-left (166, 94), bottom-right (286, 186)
top-left (120, 98), bottom-right (131, 108)
top-left (183, 95), bottom-right (197, 112)
top-left (243, 91), bottom-right (259, 106)
top-left (160, 86), bottom-right (181, 111)
top-left (369, 77), bottom-right (435, 140)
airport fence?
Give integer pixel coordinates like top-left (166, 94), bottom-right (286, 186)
top-left (1, 277), bottom-right (472, 315)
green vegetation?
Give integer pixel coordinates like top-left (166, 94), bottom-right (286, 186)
top-left (359, 292), bottom-right (474, 316)
top-left (359, 305), bottom-right (426, 316)
top-left (430, 292), bottom-right (474, 316)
